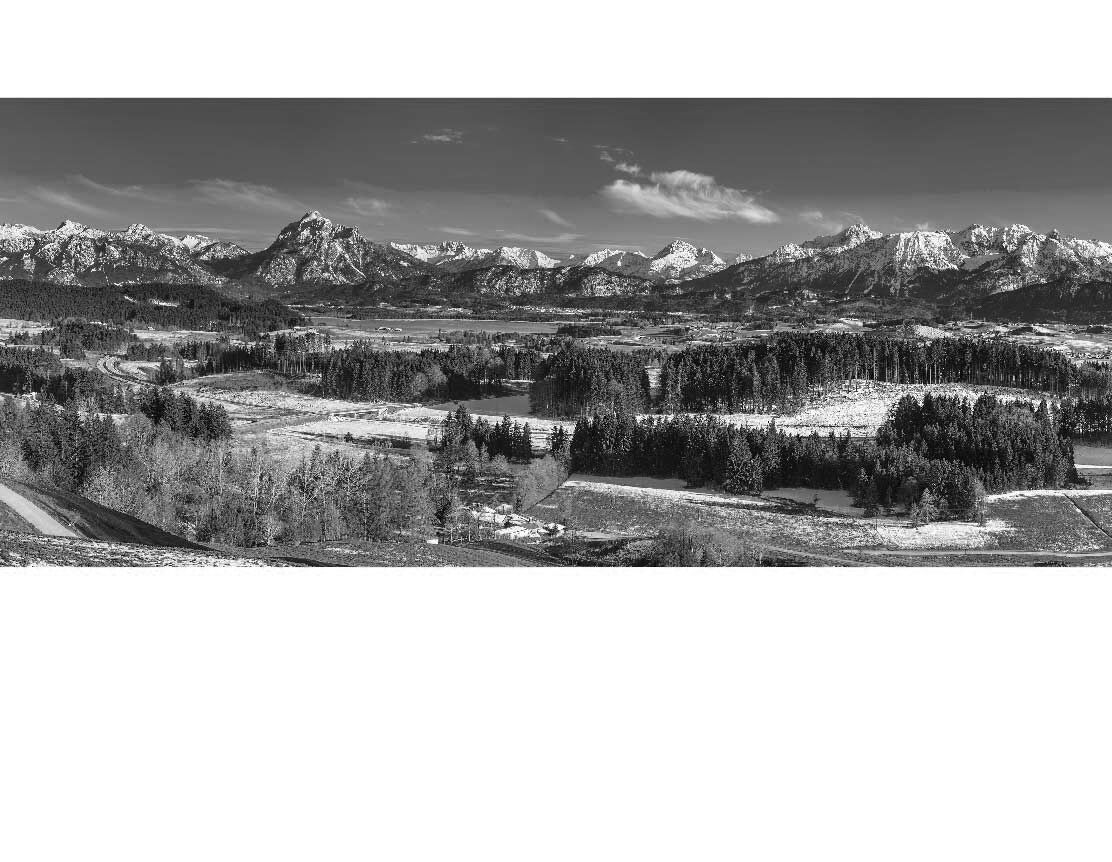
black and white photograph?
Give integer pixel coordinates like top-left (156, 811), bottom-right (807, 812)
top-left (4, 98), bottom-right (1112, 566)
top-left (4, 9), bottom-right (1112, 862)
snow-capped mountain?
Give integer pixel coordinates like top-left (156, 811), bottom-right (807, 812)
top-left (224, 211), bottom-right (432, 289)
top-left (0, 220), bottom-right (226, 286)
top-left (7, 209), bottom-right (1112, 310)
top-left (690, 222), bottom-right (1112, 300)
top-left (389, 241), bottom-right (561, 273)
top-left (582, 241), bottom-right (727, 283)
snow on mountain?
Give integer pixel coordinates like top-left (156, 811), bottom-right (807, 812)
top-left (0, 220), bottom-right (226, 286)
top-left (647, 240), bottom-right (726, 282)
top-left (581, 241), bottom-right (727, 283)
top-left (0, 223), bottom-right (44, 253)
top-left (389, 240), bottom-right (560, 273)
top-left (179, 234), bottom-right (215, 251)
top-left (225, 211), bottom-right (430, 288)
top-left (692, 222), bottom-right (1112, 300)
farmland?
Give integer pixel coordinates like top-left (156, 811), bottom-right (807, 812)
top-left (7, 309), bottom-right (1112, 566)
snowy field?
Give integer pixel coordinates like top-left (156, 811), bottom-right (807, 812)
top-left (131, 328), bottom-right (242, 344)
top-left (390, 403), bottom-right (573, 443)
top-left (0, 317), bottom-right (51, 339)
top-left (288, 418), bottom-right (437, 445)
top-left (875, 519), bottom-right (1012, 550)
top-left (305, 316), bottom-right (560, 347)
top-left (174, 377), bottom-right (403, 416)
top-left (551, 473), bottom-right (1109, 554)
top-left (309, 316), bottom-right (561, 337)
top-left (691, 380), bottom-right (1057, 437)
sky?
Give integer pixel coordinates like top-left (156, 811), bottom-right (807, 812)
top-left (4, 99), bottom-right (1112, 259)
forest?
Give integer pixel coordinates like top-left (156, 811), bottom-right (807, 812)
top-left (0, 281), bottom-right (303, 334)
top-left (529, 347), bottom-right (654, 417)
top-left (568, 393), bottom-right (1077, 521)
top-left (319, 343), bottom-right (545, 402)
top-left (8, 320), bottom-right (136, 357)
top-left (658, 334), bottom-right (1109, 413)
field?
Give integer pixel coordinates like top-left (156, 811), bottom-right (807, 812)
top-left (534, 473), bottom-right (1112, 563)
top-left (0, 317), bottom-right (51, 339)
top-left (307, 316), bottom-right (561, 347)
top-left (687, 380), bottom-right (1057, 437)
top-left (249, 539), bottom-right (557, 567)
top-left (0, 530), bottom-right (280, 566)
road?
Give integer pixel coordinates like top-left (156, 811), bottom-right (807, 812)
top-left (0, 481), bottom-right (78, 537)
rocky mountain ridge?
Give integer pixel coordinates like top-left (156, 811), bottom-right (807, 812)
top-left (5, 212), bottom-right (1112, 311)
top-left (689, 222), bottom-right (1112, 301)
top-left (580, 240), bottom-right (728, 283)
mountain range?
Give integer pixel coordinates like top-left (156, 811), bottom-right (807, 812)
top-left (5, 210), bottom-right (1112, 316)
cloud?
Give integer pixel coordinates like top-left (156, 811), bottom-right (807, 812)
top-left (597, 149), bottom-right (615, 163)
top-left (440, 227), bottom-right (476, 236)
top-left (614, 162), bottom-right (642, 176)
top-left (497, 230), bottom-right (581, 244)
top-left (539, 208), bottom-right (573, 228)
top-left (417, 128), bottom-right (464, 143)
top-left (800, 208), bottom-right (844, 232)
top-left (70, 175), bottom-right (154, 199)
top-left (345, 196), bottom-right (393, 217)
top-left (550, 137), bottom-right (569, 143)
top-left (601, 170), bottom-right (779, 223)
top-left (28, 187), bottom-right (113, 219)
top-left (189, 179), bottom-right (303, 213)
top-left (915, 221), bottom-right (932, 230)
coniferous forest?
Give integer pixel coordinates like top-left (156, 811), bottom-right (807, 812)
top-left (568, 393), bottom-right (1076, 520)
top-left (658, 334), bottom-right (1109, 413)
top-left (319, 344), bottom-right (544, 402)
top-left (529, 347), bottom-right (653, 417)
top-left (0, 281), bottom-right (304, 334)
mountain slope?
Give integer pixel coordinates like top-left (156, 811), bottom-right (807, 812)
top-left (224, 211), bottom-right (433, 291)
top-left (581, 240), bottom-right (727, 283)
top-left (0, 221), bottom-right (227, 286)
top-left (390, 240), bottom-right (561, 272)
top-left (683, 222), bottom-right (1112, 303)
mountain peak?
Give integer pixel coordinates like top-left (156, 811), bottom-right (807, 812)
top-left (55, 220), bottom-right (88, 234)
top-left (301, 210), bottom-right (328, 223)
top-left (655, 239), bottom-right (699, 258)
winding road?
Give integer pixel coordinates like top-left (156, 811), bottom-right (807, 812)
top-left (0, 481), bottom-right (77, 537)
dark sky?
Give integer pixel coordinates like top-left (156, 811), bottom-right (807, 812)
top-left (4, 99), bottom-right (1112, 257)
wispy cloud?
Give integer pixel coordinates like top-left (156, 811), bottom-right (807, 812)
top-left (29, 187), bottom-right (113, 219)
top-left (70, 174), bottom-right (155, 200)
top-left (345, 196), bottom-right (393, 217)
top-left (602, 170), bottom-right (778, 223)
top-left (550, 137), bottom-right (569, 144)
top-left (800, 208), bottom-right (843, 232)
top-left (441, 226), bottom-right (476, 236)
top-left (614, 162), bottom-right (642, 176)
top-left (189, 179), bottom-right (303, 213)
top-left (497, 230), bottom-right (581, 244)
top-left (539, 208), bottom-right (573, 228)
top-left (416, 128), bottom-right (464, 144)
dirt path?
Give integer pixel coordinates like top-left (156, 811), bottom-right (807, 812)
top-left (0, 481), bottom-right (77, 537)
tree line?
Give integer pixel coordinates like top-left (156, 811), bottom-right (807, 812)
top-left (529, 347), bottom-right (653, 417)
top-left (320, 343), bottom-right (545, 402)
top-left (659, 333), bottom-right (1099, 413)
top-left (567, 393), bottom-right (1077, 521)
top-left (0, 281), bottom-right (303, 335)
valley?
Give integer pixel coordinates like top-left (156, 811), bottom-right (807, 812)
top-left (6, 208), bottom-right (1112, 565)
